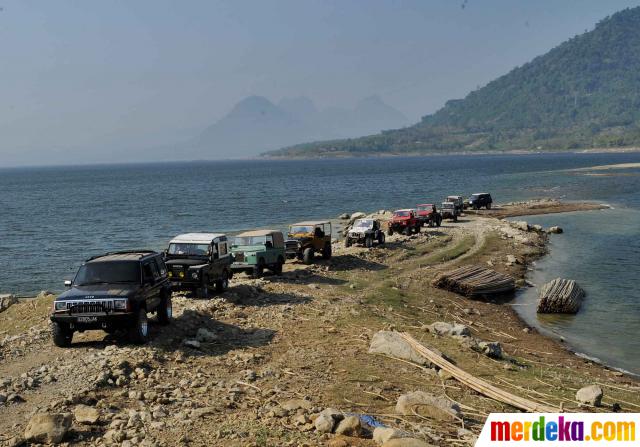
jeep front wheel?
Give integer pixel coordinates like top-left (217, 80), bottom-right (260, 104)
top-left (157, 293), bottom-right (172, 325)
top-left (303, 247), bottom-right (314, 264)
top-left (378, 233), bottom-right (385, 245)
top-left (52, 323), bottom-right (73, 347)
top-left (365, 236), bottom-right (373, 248)
top-left (216, 270), bottom-right (230, 292)
top-left (128, 309), bottom-right (149, 345)
top-left (344, 238), bottom-right (351, 248)
top-left (404, 226), bottom-right (411, 236)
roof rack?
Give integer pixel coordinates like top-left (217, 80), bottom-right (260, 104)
top-left (86, 250), bottom-right (157, 262)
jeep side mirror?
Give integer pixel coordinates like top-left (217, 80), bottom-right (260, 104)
top-left (64, 280), bottom-right (72, 287)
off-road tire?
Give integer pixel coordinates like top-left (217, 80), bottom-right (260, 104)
top-left (365, 236), bottom-right (373, 248)
top-left (453, 215), bottom-right (458, 222)
top-left (387, 228), bottom-right (393, 236)
top-left (253, 261), bottom-right (265, 278)
top-left (197, 285), bottom-right (209, 299)
top-left (273, 258), bottom-right (284, 275)
top-left (486, 203), bottom-right (492, 210)
top-left (437, 216), bottom-right (442, 227)
top-left (303, 248), bottom-right (314, 265)
top-left (216, 270), bottom-right (230, 292)
top-left (428, 219), bottom-right (434, 228)
top-left (378, 233), bottom-right (385, 245)
top-left (128, 309), bottom-right (149, 345)
top-left (344, 238), bottom-right (351, 248)
top-left (415, 225), bottom-right (421, 234)
top-left (52, 323), bottom-right (73, 347)
top-left (322, 243), bottom-right (332, 259)
top-left (404, 226), bottom-right (412, 236)
top-left (157, 292), bottom-right (172, 325)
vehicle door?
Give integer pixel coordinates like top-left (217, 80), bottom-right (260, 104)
top-left (217, 239), bottom-right (231, 273)
top-left (141, 261), bottom-right (161, 311)
top-left (313, 226), bottom-right (325, 251)
top-left (264, 235), bottom-right (275, 264)
top-left (208, 241), bottom-right (219, 279)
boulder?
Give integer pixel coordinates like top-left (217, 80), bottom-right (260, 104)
top-left (428, 322), bottom-right (470, 337)
top-left (195, 328), bottom-right (218, 343)
top-left (0, 294), bottom-right (17, 313)
top-left (382, 438), bottom-right (433, 447)
top-left (510, 221), bottom-right (530, 232)
top-left (576, 385), bottom-right (603, 407)
top-left (395, 391), bottom-right (461, 421)
top-left (314, 408), bottom-right (342, 433)
top-left (373, 427), bottom-right (410, 444)
top-left (182, 339), bottom-right (201, 349)
top-left (547, 226), bottom-right (563, 234)
top-left (24, 413), bottom-right (72, 444)
top-left (334, 415), bottom-right (362, 436)
top-left (339, 213), bottom-right (351, 220)
top-left (349, 212), bottom-right (366, 224)
top-left (369, 331), bottom-right (433, 367)
top-left (73, 404), bottom-right (100, 424)
top-left (531, 224), bottom-right (543, 232)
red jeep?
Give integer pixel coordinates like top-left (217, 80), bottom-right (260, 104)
top-left (416, 204), bottom-right (442, 227)
top-left (388, 209), bottom-right (421, 236)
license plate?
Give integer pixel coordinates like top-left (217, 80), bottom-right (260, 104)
top-left (77, 316), bottom-right (98, 323)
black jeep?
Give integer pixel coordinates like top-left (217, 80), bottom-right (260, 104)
top-left (468, 193), bottom-right (493, 210)
top-left (50, 250), bottom-right (172, 347)
top-left (164, 233), bottom-right (233, 298)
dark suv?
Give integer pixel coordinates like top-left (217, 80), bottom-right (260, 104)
top-left (50, 251), bottom-right (172, 347)
top-left (468, 193), bottom-right (493, 210)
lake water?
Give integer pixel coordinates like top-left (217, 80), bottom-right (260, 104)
top-left (1, 152), bottom-right (639, 373)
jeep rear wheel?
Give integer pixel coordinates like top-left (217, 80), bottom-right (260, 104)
top-left (216, 270), bottom-right (230, 292)
top-left (365, 236), bottom-right (373, 248)
top-left (273, 258), bottom-right (284, 275)
top-left (322, 243), bottom-right (332, 259)
top-left (128, 309), bottom-right (149, 345)
top-left (453, 215), bottom-right (458, 222)
top-left (157, 292), bottom-right (172, 325)
top-left (387, 228), bottom-right (393, 236)
top-left (378, 233), bottom-right (385, 245)
top-left (303, 247), bottom-right (314, 264)
top-left (486, 203), bottom-right (492, 210)
top-left (344, 238), bottom-right (351, 248)
top-left (52, 323), bottom-right (73, 347)
top-left (415, 225), bottom-right (421, 234)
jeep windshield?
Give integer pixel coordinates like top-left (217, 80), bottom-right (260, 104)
top-left (289, 226), bottom-right (314, 234)
top-left (234, 236), bottom-right (268, 246)
top-left (74, 261), bottom-right (140, 285)
top-left (417, 205), bottom-right (433, 211)
top-left (167, 243), bottom-right (210, 256)
top-left (442, 203), bottom-right (454, 209)
top-left (393, 211), bottom-right (410, 217)
top-left (353, 219), bottom-right (373, 229)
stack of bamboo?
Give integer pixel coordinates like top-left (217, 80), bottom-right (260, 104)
top-left (537, 278), bottom-right (585, 313)
top-left (433, 265), bottom-right (515, 297)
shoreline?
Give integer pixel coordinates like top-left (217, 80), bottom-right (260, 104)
top-left (1, 199), bottom-right (638, 445)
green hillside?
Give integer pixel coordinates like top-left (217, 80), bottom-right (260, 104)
top-left (265, 7), bottom-right (640, 158)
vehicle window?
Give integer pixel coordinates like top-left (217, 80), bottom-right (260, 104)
top-left (168, 243), bottom-right (210, 256)
top-left (394, 211), bottom-right (410, 217)
top-left (142, 263), bottom-right (154, 282)
top-left (154, 257), bottom-right (167, 277)
top-left (354, 219), bottom-right (373, 228)
top-left (234, 236), bottom-right (267, 245)
top-left (290, 225), bottom-right (313, 234)
top-left (219, 242), bottom-right (227, 256)
top-left (74, 261), bottom-right (140, 285)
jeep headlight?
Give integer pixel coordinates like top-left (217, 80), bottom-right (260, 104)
top-left (191, 272), bottom-right (199, 279)
top-left (54, 301), bottom-right (66, 311)
top-left (113, 299), bottom-right (127, 310)
top-left (168, 271), bottom-right (173, 278)
top-left (178, 271), bottom-right (185, 279)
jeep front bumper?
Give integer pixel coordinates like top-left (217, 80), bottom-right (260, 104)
top-left (50, 311), bottom-right (136, 330)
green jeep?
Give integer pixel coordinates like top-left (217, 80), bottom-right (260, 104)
top-left (231, 230), bottom-right (286, 277)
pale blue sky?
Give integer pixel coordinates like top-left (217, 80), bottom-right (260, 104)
top-left (1, 0), bottom-right (639, 165)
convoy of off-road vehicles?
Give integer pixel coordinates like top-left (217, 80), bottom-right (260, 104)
top-left (50, 192), bottom-right (492, 346)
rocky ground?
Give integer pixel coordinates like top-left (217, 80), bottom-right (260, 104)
top-left (1, 201), bottom-right (638, 447)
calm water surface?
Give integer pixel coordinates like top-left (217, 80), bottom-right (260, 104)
top-left (1, 152), bottom-right (639, 372)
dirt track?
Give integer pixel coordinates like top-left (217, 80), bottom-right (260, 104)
top-left (1, 204), bottom-right (638, 447)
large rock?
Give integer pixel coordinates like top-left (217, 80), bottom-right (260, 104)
top-left (547, 226), bottom-right (563, 234)
top-left (24, 413), bottom-right (72, 444)
top-left (334, 415), bottom-right (362, 436)
top-left (510, 221), bottom-right (530, 232)
top-left (373, 427), bottom-right (410, 444)
top-left (314, 408), bottom-right (342, 433)
top-left (382, 438), bottom-right (433, 447)
top-left (0, 294), bottom-right (17, 313)
top-left (73, 404), bottom-right (100, 424)
top-left (195, 328), bottom-right (218, 343)
top-left (576, 385), bottom-right (603, 407)
top-left (428, 322), bottom-right (470, 337)
top-left (348, 212), bottom-right (366, 224)
top-left (395, 391), bottom-right (461, 421)
top-left (477, 341), bottom-right (503, 359)
top-left (369, 331), bottom-right (432, 367)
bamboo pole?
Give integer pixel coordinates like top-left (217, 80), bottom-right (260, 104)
top-left (397, 332), bottom-right (559, 413)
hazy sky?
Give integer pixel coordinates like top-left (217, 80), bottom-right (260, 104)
top-left (2, 0), bottom-right (639, 166)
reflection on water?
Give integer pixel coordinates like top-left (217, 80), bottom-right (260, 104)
top-left (514, 209), bottom-right (640, 375)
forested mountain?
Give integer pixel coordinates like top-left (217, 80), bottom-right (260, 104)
top-left (265, 7), bottom-right (640, 158)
